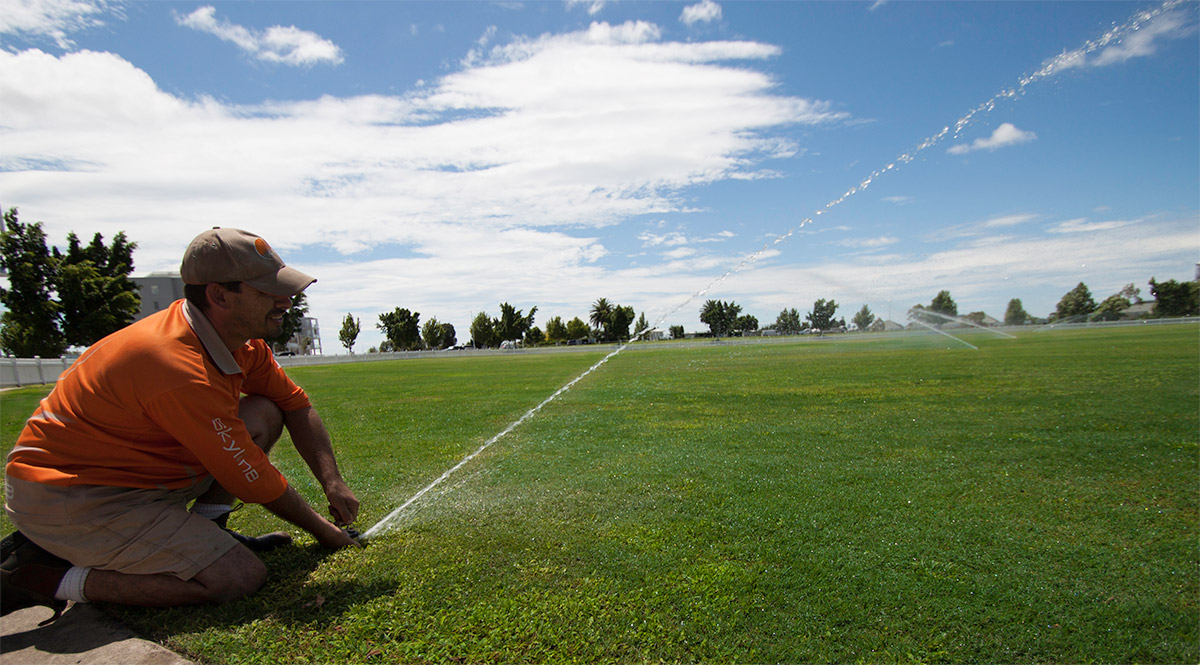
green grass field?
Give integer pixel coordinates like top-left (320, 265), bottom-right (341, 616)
top-left (3, 325), bottom-right (1197, 663)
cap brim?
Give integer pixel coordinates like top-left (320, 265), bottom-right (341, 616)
top-left (244, 266), bottom-right (316, 298)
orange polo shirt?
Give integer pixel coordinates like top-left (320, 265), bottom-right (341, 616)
top-left (6, 300), bottom-right (308, 505)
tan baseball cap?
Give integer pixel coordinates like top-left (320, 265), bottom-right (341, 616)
top-left (181, 227), bottom-right (316, 297)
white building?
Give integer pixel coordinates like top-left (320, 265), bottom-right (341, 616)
top-left (131, 271), bottom-right (185, 321)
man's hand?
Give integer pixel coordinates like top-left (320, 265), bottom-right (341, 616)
top-left (325, 480), bottom-right (360, 527)
top-left (314, 521), bottom-right (361, 550)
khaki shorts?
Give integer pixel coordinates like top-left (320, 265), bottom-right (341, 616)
top-left (4, 475), bottom-right (238, 581)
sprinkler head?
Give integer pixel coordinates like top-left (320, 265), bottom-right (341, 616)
top-left (343, 526), bottom-right (366, 547)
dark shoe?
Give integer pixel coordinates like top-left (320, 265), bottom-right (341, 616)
top-left (1, 531), bottom-right (69, 625)
top-left (212, 511), bottom-right (292, 553)
top-left (0, 530), bottom-right (29, 561)
top-left (225, 529), bottom-right (293, 553)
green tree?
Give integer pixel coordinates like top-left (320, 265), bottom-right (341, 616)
top-left (0, 209), bottom-right (65, 357)
top-left (1092, 290), bottom-right (1134, 321)
top-left (700, 299), bottom-right (741, 337)
top-left (495, 302), bottom-right (537, 344)
top-left (55, 230), bottom-right (139, 348)
top-left (421, 316), bottom-right (444, 350)
top-left (1149, 277), bottom-right (1200, 317)
top-left (378, 307), bottom-right (421, 351)
top-left (524, 326), bottom-right (544, 346)
top-left (669, 324), bottom-right (685, 339)
top-left (852, 304), bottom-right (875, 331)
top-left (1055, 282), bottom-right (1096, 321)
top-left (419, 317), bottom-right (458, 350)
top-left (267, 292), bottom-right (308, 352)
top-left (589, 298), bottom-right (613, 332)
top-left (1119, 283), bottom-right (1143, 304)
top-left (438, 322), bottom-right (457, 349)
top-left (470, 311), bottom-right (496, 348)
top-left (634, 311), bottom-right (650, 338)
top-left (805, 298), bottom-right (838, 332)
top-left (338, 313), bottom-right (361, 353)
top-left (545, 316), bottom-right (567, 343)
top-left (1004, 298), bottom-right (1029, 326)
top-left (734, 314), bottom-right (758, 335)
top-left (566, 317), bottom-right (589, 341)
top-left (929, 290), bottom-right (958, 319)
top-left (774, 308), bottom-right (803, 334)
top-left (605, 305), bottom-right (635, 342)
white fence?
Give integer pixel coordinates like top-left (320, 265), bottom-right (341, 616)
top-left (2, 356), bottom-right (78, 388)
top-left (0, 344), bottom-right (618, 388)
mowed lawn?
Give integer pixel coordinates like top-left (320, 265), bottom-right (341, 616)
top-left (2, 325), bottom-right (1196, 663)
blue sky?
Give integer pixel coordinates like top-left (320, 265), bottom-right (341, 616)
top-left (1, 0), bottom-right (1196, 352)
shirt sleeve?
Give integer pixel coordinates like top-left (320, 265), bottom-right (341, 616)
top-left (238, 341), bottom-right (311, 412)
top-left (144, 381), bottom-right (289, 505)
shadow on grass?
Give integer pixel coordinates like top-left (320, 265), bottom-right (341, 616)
top-left (101, 541), bottom-right (400, 644)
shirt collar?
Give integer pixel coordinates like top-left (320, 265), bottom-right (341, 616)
top-left (181, 300), bottom-right (243, 375)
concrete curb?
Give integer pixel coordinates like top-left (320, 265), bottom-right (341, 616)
top-left (1, 603), bottom-right (194, 665)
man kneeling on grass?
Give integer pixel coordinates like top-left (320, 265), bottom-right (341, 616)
top-left (2, 227), bottom-right (360, 624)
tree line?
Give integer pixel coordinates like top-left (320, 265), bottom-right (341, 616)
top-left (352, 276), bottom-right (1200, 354)
top-left (344, 297), bottom-right (650, 354)
top-left (697, 276), bottom-right (1199, 340)
top-left (1038, 279), bottom-right (1199, 323)
top-left (697, 298), bottom-right (854, 337)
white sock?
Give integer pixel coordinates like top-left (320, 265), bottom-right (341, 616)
top-left (190, 502), bottom-right (233, 520)
top-left (54, 565), bottom-right (90, 603)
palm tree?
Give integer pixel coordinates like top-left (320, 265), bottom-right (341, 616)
top-left (589, 298), bottom-right (613, 331)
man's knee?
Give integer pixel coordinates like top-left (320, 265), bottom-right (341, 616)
top-left (238, 395), bottom-right (284, 452)
top-left (195, 546), bottom-right (267, 603)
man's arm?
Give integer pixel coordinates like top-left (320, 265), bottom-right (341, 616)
top-left (283, 406), bottom-right (360, 526)
top-left (263, 485), bottom-right (358, 549)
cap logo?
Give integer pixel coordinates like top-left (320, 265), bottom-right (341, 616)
top-left (254, 237), bottom-right (272, 259)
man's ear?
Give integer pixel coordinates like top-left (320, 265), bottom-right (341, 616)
top-left (205, 283), bottom-right (234, 312)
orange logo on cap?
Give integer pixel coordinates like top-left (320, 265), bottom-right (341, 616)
top-left (254, 238), bottom-right (272, 259)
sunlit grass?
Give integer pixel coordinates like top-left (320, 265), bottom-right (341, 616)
top-left (3, 326), bottom-right (1196, 662)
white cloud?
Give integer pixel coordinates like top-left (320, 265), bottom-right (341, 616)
top-left (639, 229), bottom-right (735, 249)
top-left (0, 24), bottom-right (851, 347)
top-left (566, 0), bottom-right (606, 17)
top-left (1090, 10), bottom-right (1189, 66)
top-left (1037, 9), bottom-right (1193, 77)
top-left (983, 213), bottom-right (1038, 229)
top-left (883, 195), bottom-right (914, 205)
top-left (176, 6), bottom-right (344, 66)
top-left (0, 0), bottom-right (111, 48)
top-left (927, 214), bottom-right (1038, 241)
top-left (947, 123), bottom-right (1036, 155)
top-left (1047, 217), bottom-right (1134, 234)
top-left (837, 235), bottom-right (899, 249)
top-left (1090, 10), bottom-right (1191, 68)
top-left (681, 0), bottom-right (722, 26)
